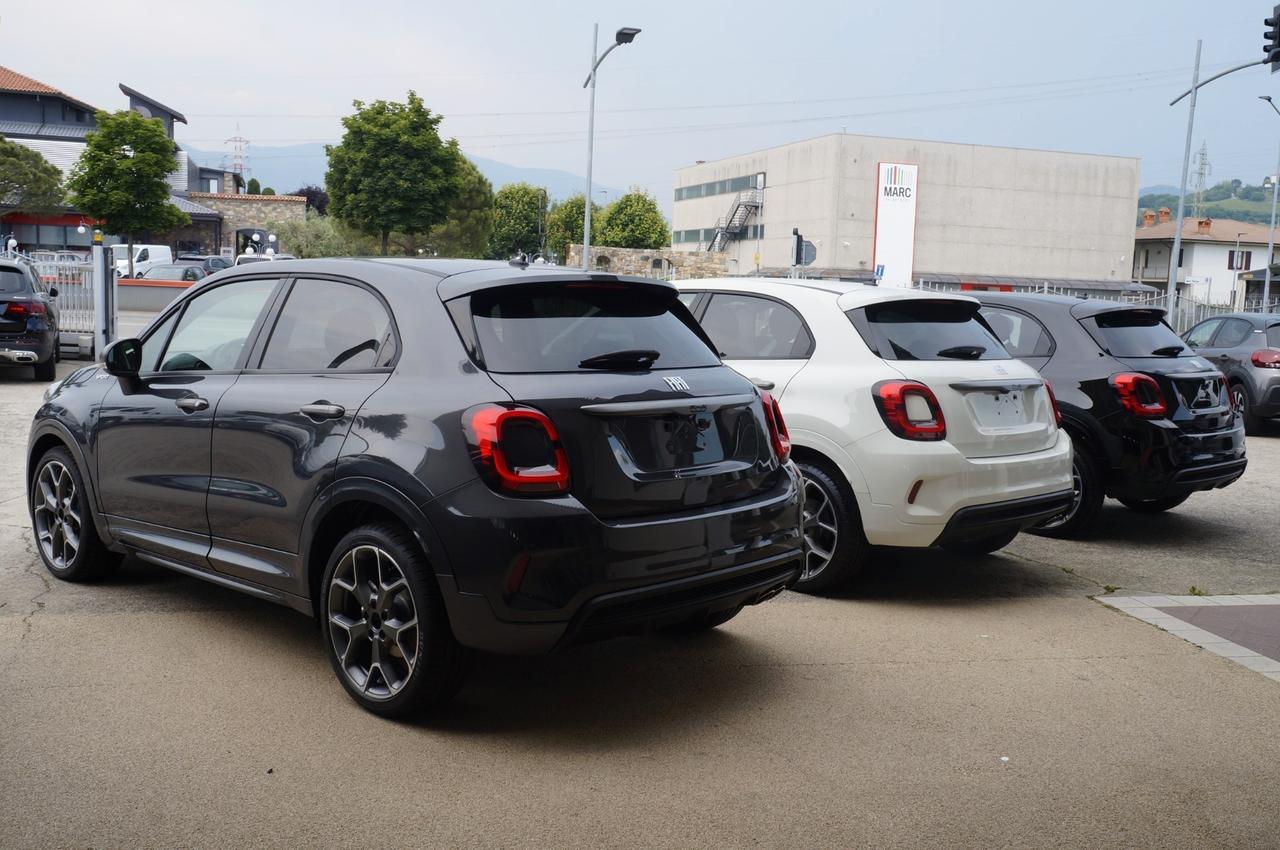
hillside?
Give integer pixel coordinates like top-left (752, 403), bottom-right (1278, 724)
top-left (1138, 179), bottom-right (1278, 226)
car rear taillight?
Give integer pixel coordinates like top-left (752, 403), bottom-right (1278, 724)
top-left (760, 391), bottom-right (791, 463)
top-left (1111, 372), bottom-right (1167, 418)
top-left (1251, 348), bottom-right (1280, 369)
top-left (463, 404), bottom-right (570, 496)
top-left (1043, 380), bottom-right (1063, 426)
top-left (3, 301), bottom-right (45, 319)
top-left (873, 380), bottom-right (947, 441)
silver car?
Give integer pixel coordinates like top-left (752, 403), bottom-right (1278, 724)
top-left (1183, 313), bottom-right (1280, 434)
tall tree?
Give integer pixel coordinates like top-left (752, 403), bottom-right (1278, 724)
top-left (488, 182), bottom-right (547, 259)
top-left (291, 184), bottom-right (330, 215)
top-left (326, 91), bottom-right (462, 255)
top-left (545, 193), bottom-right (600, 263)
top-left (246, 176), bottom-right (261, 195)
top-left (67, 110), bottom-right (188, 276)
top-left (598, 188), bottom-right (669, 249)
top-left (427, 157), bottom-right (493, 258)
top-left (0, 136), bottom-right (64, 216)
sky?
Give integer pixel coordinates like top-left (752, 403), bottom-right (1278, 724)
top-left (4, 0), bottom-right (1279, 205)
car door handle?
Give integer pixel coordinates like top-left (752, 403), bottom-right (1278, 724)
top-left (174, 396), bottom-right (208, 413)
top-left (300, 402), bottom-right (346, 420)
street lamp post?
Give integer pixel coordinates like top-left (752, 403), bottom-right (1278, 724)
top-left (582, 25), bottom-right (640, 271)
top-left (1260, 96), bottom-right (1280, 312)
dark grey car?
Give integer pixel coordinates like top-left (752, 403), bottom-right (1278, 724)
top-left (27, 258), bottom-right (804, 716)
top-left (1183, 313), bottom-right (1280, 434)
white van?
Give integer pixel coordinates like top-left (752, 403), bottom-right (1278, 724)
top-left (111, 244), bottom-right (173, 277)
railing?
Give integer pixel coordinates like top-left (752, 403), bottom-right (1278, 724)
top-left (31, 260), bottom-right (95, 335)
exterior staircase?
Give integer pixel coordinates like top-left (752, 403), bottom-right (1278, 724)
top-left (707, 189), bottom-right (762, 251)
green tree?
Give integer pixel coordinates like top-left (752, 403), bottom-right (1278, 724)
top-left (326, 91), bottom-right (462, 255)
top-left (488, 182), bottom-right (547, 259)
top-left (262, 187), bottom-right (276, 195)
top-left (67, 110), bottom-right (188, 276)
top-left (247, 177), bottom-right (261, 194)
top-left (0, 136), bottom-right (64, 216)
top-left (426, 157), bottom-right (493, 258)
top-left (265, 211), bottom-right (349, 258)
top-left (545, 193), bottom-right (600, 263)
top-left (598, 188), bottom-right (669, 249)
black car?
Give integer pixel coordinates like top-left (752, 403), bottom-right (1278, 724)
top-left (0, 258), bottom-right (59, 381)
top-left (28, 259), bottom-right (804, 715)
top-left (974, 293), bottom-right (1246, 537)
top-left (175, 254), bottom-right (233, 274)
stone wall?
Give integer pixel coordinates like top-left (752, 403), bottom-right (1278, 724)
top-left (565, 244), bottom-right (729, 279)
top-left (186, 192), bottom-right (306, 250)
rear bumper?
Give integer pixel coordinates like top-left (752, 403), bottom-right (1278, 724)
top-left (425, 465), bottom-right (805, 655)
top-left (1104, 417), bottom-right (1247, 501)
top-left (1249, 376), bottom-right (1280, 418)
top-left (0, 332), bottom-right (54, 364)
top-left (933, 490), bottom-right (1075, 546)
top-left (854, 428), bottom-right (1073, 548)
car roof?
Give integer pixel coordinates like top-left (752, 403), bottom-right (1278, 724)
top-left (971, 291), bottom-right (1168, 319)
top-left (1200, 311), bottom-right (1280, 326)
top-left (674, 277), bottom-right (976, 310)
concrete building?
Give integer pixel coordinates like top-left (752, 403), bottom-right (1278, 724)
top-left (671, 133), bottom-right (1140, 290)
top-left (1133, 212), bottom-right (1277, 307)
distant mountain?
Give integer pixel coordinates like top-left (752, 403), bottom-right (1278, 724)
top-left (183, 142), bottom-right (619, 200)
top-left (1139, 184), bottom-right (1181, 197)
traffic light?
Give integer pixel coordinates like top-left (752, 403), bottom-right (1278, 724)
top-left (793, 228), bottom-right (803, 266)
top-left (1266, 5), bottom-right (1280, 73)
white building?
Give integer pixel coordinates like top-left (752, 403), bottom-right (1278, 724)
top-left (1132, 213), bottom-right (1276, 307)
top-left (671, 133), bottom-right (1142, 291)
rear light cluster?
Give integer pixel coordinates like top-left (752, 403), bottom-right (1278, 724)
top-left (3, 301), bottom-right (46, 319)
top-left (873, 380), bottom-right (947, 441)
top-left (464, 404), bottom-right (570, 496)
top-left (1043, 380), bottom-right (1063, 425)
top-left (1111, 372), bottom-right (1167, 418)
top-left (1252, 348), bottom-right (1280, 369)
top-left (760, 391), bottom-right (791, 463)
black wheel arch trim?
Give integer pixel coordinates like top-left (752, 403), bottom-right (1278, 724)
top-left (26, 420), bottom-right (114, 546)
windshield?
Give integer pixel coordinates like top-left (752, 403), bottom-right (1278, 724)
top-left (144, 266), bottom-right (189, 281)
top-left (850, 299), bottom-right (1010, 361)
top-left (452, 283), bottom-right (720, 373)
top-left (0, 269), bottom-right (32, 294)
top-left (1083, 310), bottom-right (1189, 357)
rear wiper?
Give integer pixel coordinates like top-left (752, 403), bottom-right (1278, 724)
top-left (936, 345), bottom-right (986, 360)
top-left (1150, 345), bottom-right (1186, 357)
top-left (578, 349), bottom-right (661, 370)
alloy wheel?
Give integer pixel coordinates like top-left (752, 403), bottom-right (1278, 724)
top-left (801, 474), bottom-right (838, 580)
top-left (327, 545), bottom-right (419, 700)
top-left (32, 460), bottom-right (81, 570)
top-left (1232, 386), bottom-right (1248, 416)
top-left (1036, 460), bottom-right (1083, 531)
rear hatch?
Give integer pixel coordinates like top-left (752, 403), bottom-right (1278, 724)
top-left (1077, 306), bottom-right (1233, 433)
top-left (446, 278), bottom-right (782, 519)
top-left (0, 267), bottom-right (35, 335)
top-left (847, 297), bottom-right (1059, 458)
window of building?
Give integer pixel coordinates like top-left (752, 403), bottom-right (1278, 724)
top-left (674, 172), bottom-right (766, 202)
top-left (1228, 250), bottom-right (1252, 271)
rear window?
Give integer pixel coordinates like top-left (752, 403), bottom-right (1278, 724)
top-left (451, 283), bottom-right (720, 373)
top-left (1083, 310), bottom-right (1189, 357)
top-left (0, 269), bottom-right (31, 294)
top-left (849, 299), bottom-right (1009, 361)
top-left (143, 266), bottom-right (188, 281)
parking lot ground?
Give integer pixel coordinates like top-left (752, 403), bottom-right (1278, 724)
top-left (2, 362), bottom-right (1279, 848)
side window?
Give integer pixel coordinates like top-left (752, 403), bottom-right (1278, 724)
top-left (138, 310), bottom-right (179, 372)
top-left (1214, 318), bottom-right (1254, 348)
top-left (260, 279), bottom-right (393, 371)
top-left (699, 293), bottom-right (812, 359)
top-left (979, 306), bottom-right (1053, 358)
top-left (159, 278), bottom-right (278, 372)
top-left (677, 292), bottom-right (701, 309)
top-left (1183, 318), bottom-right (1222, 348)
top-left (136, 249), bottom-right (149, 263)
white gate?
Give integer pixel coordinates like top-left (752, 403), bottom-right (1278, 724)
top-left (11, 250), bottom-right (107, 358)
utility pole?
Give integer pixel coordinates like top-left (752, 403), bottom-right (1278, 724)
top-left (1266, 143), bottom-right (1280, 310)
top-left (1167, 40), bottom-right (1202, 320)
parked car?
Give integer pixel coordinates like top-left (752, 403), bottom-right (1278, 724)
top-left (0, 258), bottom-right (59, 381)
top-left (28, 259), bottom-right (804, 715)
top-left (675, 278), bottom-right (1074, 592)
top-left (175, 254), bottom-right (233, 274)
top-left (110, 243), bottom-right (173, 276)
top-left (1182, 312), bottom-right (1280, 435)
top-left (973, 293), bottom-right (1246, 537)
top-left (136, 264), bottom-right (208, 283)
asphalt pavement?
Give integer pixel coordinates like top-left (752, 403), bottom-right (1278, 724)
top-left (1, 360), bottom-right (1278, 849)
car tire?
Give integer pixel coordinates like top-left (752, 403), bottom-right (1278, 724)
top-left (666, 605), bottom-right (743, 634)
top-left (33, 356), bottom-right (55, 382)
top-left (1117, 493), bottom-right (1191, 513)
top-left (321, 522), bottom-right (467, 717)
top-left (793, 459), bottom-right (871, 595)
top-left (30, 446), bottom-right (120, 582)
top-left (1231, 382), bottom-right (1265, 436)
top-left (1027, 445), bottom-right (1104, 540)
top-left (941, 528), bottom-right (1020, 556)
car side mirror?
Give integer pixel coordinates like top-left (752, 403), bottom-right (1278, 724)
top-left (103, 338), bottom-right (143, 376)
top-left (48, 286), bottom-right (58, 298)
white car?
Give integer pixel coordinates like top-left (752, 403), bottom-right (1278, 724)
top-left (676, 278), bottom-right (1074, 592)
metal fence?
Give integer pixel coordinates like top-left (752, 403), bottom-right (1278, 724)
top-left (6, 250), bottom-right (99, 357)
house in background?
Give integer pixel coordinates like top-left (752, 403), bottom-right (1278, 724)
top-left (1132, 210), bottom-right (1275, 306)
